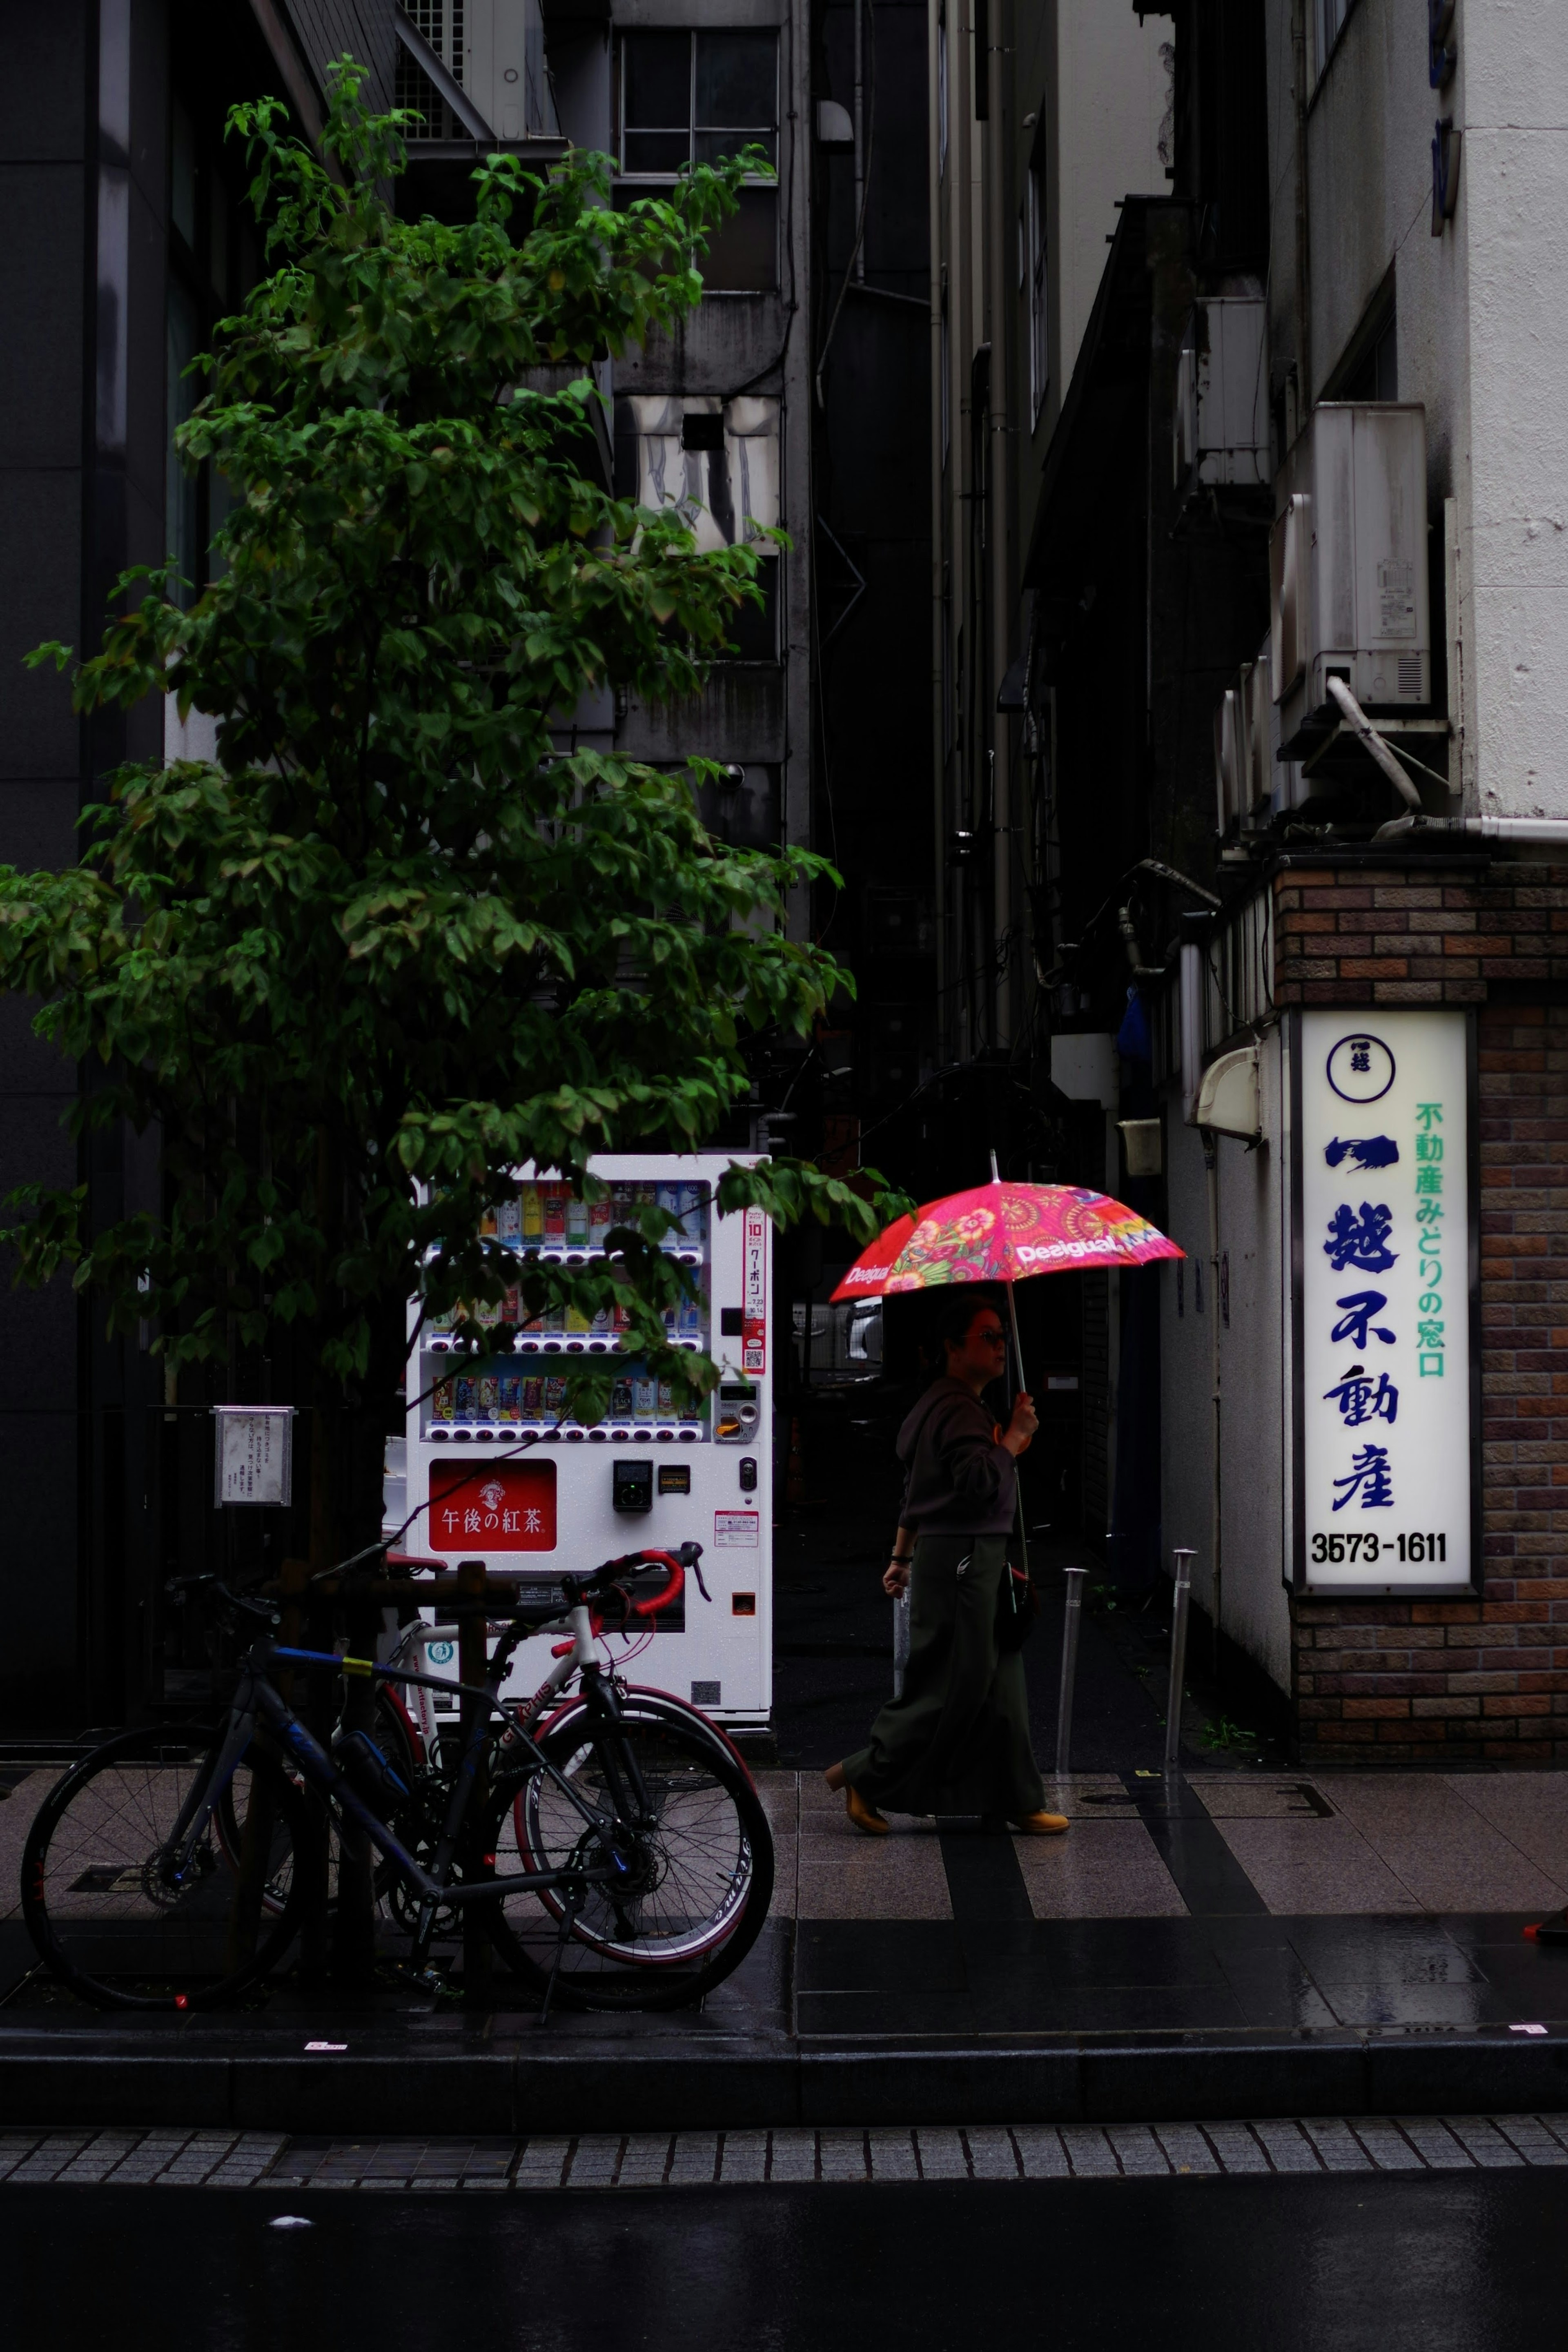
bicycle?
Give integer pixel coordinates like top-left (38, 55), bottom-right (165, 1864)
top-left (21, 1542), bottom-right (774, 2016)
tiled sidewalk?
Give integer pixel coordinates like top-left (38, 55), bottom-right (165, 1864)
top-left (760, 1766), bottom-right (1568, 2036)
top-left (3, 2115), bottom-right (1568, 2189)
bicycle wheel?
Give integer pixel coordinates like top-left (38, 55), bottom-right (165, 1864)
top-left (22, 1727), bottom-right (310, 2011)
top-left (483, 1694), bottom-right (773, 2011)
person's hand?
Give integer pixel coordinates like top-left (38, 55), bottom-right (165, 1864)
top-left (882, 1558), bottom-right (913, 1597)
top-left (1001, 1392), bottom-right (1038, 1457)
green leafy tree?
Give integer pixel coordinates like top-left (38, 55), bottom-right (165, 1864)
top-left (6, 63), bottom-right (902, 1569)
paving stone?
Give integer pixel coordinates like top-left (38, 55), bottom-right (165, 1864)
top-left (817, 2131), bottom-right (868, 2183)
top-left (964, 2129), bottom-right (1019, 2180)
top-left (719, 2132), bottom-right (768, 2183)
top-left (514, 2138), bottom-right (572, 2188)
top-left (867, 2131), bottom-right (919, 2183)
top-left (668, 2135), bottom-right (720, 2186)
top-left (1154, 2125), bottom-right (1222, 2176)
top-left (1299, 2120), bottom-right (1372, 2172)
top-left (1352, 2121), bottom-right (1428, 2171)
top-left (1492, 2116), bottom-right (1568, 2164)
top-left (1395, 2118), bottom-right (1474, 2170)
top-left (767, 2130), bottom-right (818, 2183)
top-left (1443, 2117), bottom-right (1523, 2168)
top-left (912, 2129), bottom-right (968, 2180)
top-left (617, 2135), bottom-right (673, 2187)
top-left (1202, 2126), bottom-right (1269, 2174)
top-left (1107, 2127), bottom-right (1169, 2177)
top-left (1013, 2129), bottom-right (1071, 2179)
top-left (1062, 2129), bottom-right (1120, 2177)
top-left (568, 2136), bottom-right (623, 2187)
top-left (1250, 2122), bottom-right (1322, 2174)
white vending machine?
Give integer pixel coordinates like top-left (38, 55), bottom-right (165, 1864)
top-left (399, 1153), bottom-right (773, 1734)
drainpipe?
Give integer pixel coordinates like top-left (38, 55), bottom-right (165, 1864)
top-left (1205, 1132), bottom-right (1222, 1678)
top-left (1377, 814), bottom-right (1568, 845)
top-left (1179, 907), bottom-right (1221, 1669)
top-left (1327, 677), bottom-right (1423, 811)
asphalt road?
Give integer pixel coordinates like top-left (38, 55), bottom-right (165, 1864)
top-left (12, 2174), bottom-right (1564, 2351)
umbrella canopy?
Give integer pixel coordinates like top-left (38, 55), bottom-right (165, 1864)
top-left (827, 1211), bottom-right (920, 1301)
top-left (830, 1179), bottom-right (1183, 1302)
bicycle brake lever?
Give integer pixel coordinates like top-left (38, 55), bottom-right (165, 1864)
top-left (675, 1540), bottom-right (711, 1601)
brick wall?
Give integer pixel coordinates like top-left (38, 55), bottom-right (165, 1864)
top-left (1269, 860), bottom-right (1568, 1760)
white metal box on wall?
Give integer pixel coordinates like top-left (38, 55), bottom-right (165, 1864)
top-left (398, 1154), bottom-right (773, 1729)
top-left (1174, 296), bottom-right (1269, 490)
top-left (1270, 404), bottom-right (1430, 740)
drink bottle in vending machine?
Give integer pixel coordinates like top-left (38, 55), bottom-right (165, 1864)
top-left (401, 1154), bottom-right (772, 1732)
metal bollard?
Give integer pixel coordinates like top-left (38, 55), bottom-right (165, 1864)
top-left (1054, 1566), bottom-right (1088, 1779)
top-left (1164, 1548), bottom-right (1196, 1775)
top-left (892, 1588), bottom-right (911, 1697)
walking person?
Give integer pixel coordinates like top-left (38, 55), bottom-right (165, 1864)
top-left (824, 1289), bottom-right (1068, 1836)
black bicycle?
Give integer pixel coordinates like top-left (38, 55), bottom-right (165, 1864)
top-left (21, 1544), bottom-right (774, 2014)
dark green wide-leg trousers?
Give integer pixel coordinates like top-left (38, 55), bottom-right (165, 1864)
top-left (840, 1532), bottom-right (1046, 1818)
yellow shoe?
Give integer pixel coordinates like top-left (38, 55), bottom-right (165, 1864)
top-left (1011, 1810), bottom-right (1069, 1835)
top-left (846, 1785), bottom-right (889, 1836)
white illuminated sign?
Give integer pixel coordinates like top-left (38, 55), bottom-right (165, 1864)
top-left (1299, 1010), bottom-right (1470, 1591)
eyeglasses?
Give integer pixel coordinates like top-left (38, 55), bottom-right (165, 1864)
top-left (973, 1327), bottom-right (1007, 1345)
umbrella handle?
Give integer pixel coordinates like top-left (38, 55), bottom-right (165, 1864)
top-left (1005, 1279), bottom-right (1027, 1394)
top-left (1004, 1276), bottom-right (1031, 1584)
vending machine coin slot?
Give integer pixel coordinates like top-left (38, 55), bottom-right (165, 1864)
top-left (612, 1458), bottom-right (653, 1512)
top-left (714, 1383), bottom-right (759, 1443)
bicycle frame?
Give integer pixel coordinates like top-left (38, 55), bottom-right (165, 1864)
top-left (157, 1601), bottom-right (648, 1931)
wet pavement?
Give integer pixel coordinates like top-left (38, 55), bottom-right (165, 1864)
top-left (1, 1435), bottom-right (1567, 2112)
top-left (7, 2160), bottom-right (1568, 2351)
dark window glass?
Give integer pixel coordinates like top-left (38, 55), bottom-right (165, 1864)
top-left (695, 128), bottom-right (777, 169)
top-left (625, 130), bottom-right (692, 173)
top-left (624, 32), bottom-right (691, 129)
top-left (621, 30), bottom-right (777, 176)
top-left (702, 185), bottom-right (777, 290)
top-left (695, 32), bottom-right (776, 128)
top-left (717, 563), bottom-right (778, 661)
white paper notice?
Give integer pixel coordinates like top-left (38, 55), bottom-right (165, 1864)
top-left (214, 1408), bottom-right (295, 1507)
top-left (714, 1510), bottom-right (760, 1548)
top-left (1299, 1010), bottom-right (1470, 1590)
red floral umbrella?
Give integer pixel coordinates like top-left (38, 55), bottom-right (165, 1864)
top-left (831, 1176), bottom-right (1181, 1305)
top-left (829, 1167), bottom-right (1181, 1583)
top-left (827, 1210), bottom-right (920, 1298)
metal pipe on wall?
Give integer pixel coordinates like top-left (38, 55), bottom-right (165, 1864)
top-left (1164, 1548), bottom-right (1195, 1773)
top-left (985, 0), bottom-right (1013, 1053)
top-left (1054, 1566), bottom-right (1087, 1778)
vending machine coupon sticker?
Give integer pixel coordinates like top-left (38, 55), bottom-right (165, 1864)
top-left (742, 1206), bottom-right (768, 1373)
top-left (714, 1510), bottom-right (760, 1548)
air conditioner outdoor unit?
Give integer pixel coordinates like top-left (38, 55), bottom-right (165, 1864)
top-left (1212, 656), bottom-right (1273, 834)
top-left (1270, 403), bottom-right (1430, 742)
top-left (401, 0), bottom-right (559, 141)
top-left (1174, 296), bottom-right (1269, 491)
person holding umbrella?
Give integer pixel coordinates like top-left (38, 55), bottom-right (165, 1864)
top-left (822, 1164), bottom-right (1182, 1836)
top-left (824, 1287), bottom-right (1068, 1837)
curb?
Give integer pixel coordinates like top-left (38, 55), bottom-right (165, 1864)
top-left (2, 2028), bottom-right (1566, 2132)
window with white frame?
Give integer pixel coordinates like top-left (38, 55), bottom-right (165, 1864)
top-left (617, 31), bottom-right (779, 292)
top-left (1026, 134), bottom-right (1048, 421)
